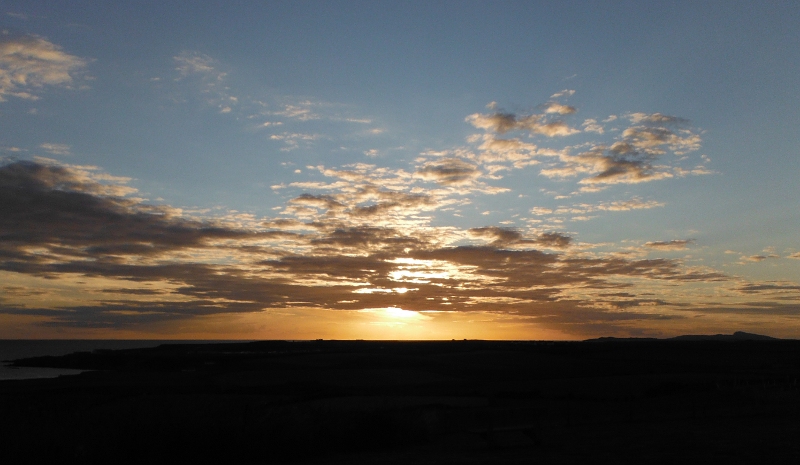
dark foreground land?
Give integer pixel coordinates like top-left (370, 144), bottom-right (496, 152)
top-left (3, 337), bottom-right (800, 464)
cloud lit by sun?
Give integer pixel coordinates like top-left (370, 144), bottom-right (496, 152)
top-left (1, 3), bottom-right (799, 339)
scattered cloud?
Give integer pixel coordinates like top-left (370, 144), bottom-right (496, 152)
top-left (0, 34), bottom-right (89, 101)
top-left (582, 118), bottom-right (604, 134)
top-left (0, 90), bottom-right (792, 338)
top-left (0, 158), bottom-right (745, 335)
top-left (458, 97), bottom-right (708, 194)
top-left (174, 52), bottom-right (219, 77)
top-left (535, 113), bottom-right (705, 186)
top-left (172, 51), bottom-right (237, 113)
top-left (269, 132), bottom-right (321, 151)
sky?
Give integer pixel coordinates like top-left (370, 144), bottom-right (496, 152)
top-left (1, 1), bottom-right (799, 340)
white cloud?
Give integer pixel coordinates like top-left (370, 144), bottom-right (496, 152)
top-left (530, 207), bottom-right (553, 215)
top-left (582, 118), bottom-right (604, 134)
top-left (543, 102), bottom-right (577, 115)
top-left (550, 89), bottom-right (575, 99)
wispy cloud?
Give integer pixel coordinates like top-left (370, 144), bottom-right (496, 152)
top-left (39, 143), bottom-right (70, 155)
top-left (269, 132), bottom-right (321, 151)
top-left (172, 51), bottom-right (237, 113)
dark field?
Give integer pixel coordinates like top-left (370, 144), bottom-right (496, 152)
top-left (3, 338), bottom-right (800, 464)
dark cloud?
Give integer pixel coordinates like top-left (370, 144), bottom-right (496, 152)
top-left (416, 158), bottom-right (481, 185)
top-left (0, 159), bottom-right (789, 338)
top-left (468, 228), bottom-right (572, 250)
top-left (645, 240), bottom-right (695, 251)
top-left (289, 193), bottom-right (345, 211)
top-left (468, 227), bottom-right (524, 246)
top-left (0, 161), bottom-right (259, 271)
top-left (735, 283), bottom-right (800, 294)
top-left (534, 232), bottom-right (572, 249)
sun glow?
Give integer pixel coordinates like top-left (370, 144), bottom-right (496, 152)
top-left (383, 306), bottom-right (422, 319)
top-left (386, 257), bottom-right (483, 284)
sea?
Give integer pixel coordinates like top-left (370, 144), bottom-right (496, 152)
top-left (0, 340), bottom-right (234, 381)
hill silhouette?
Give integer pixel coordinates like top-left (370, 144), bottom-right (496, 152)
top-left (2, 337), bottom-right (798, 464)
top-left (585, 331), bottom-right (779, 343)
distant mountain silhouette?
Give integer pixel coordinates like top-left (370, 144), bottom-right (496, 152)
top-left (585, 331), bottom-right (778, 342)
top-left (668, 331), bottom-right (778, 341)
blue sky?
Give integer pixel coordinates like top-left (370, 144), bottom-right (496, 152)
top-left (1, 1), bottom-right (798, 339)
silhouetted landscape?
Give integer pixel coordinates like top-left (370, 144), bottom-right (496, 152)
top-left (3, 335), bottom-right (799, 464)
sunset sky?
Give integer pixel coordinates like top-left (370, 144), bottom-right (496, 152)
top-left (1, 1), bottom-right (799, 340)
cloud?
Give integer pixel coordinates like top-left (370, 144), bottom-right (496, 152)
top-left (582, 118), bottom-right (604, 134)
top-left (0, 160), bottom-right (252, 261)
top-left (620, 127), bottom-right (701, 155)
top-left (534, 232), bottom-right (572, 249)
top-left (550, 89), bottom-right (575, 99)
top-left (788, 252), bottom-right (800, 260)
top-left (551, 198), bottom-right (664, 216)
top-left (269, 132), bottom-right (321, 151)
top-left (172, 51), bottom-right (238, 113)
top-left (644, 240), bottom-right (694, 251)
top-left (466, 111), bottom-right (579, 137)
top-left (1, 159), bottom-right (738, 335)
top-left (0, 93), bottom-right (790, 338)
top-left (0, 35), bottom-right (88, 101)
top-left (475, 134), bottom-right (539, 165)
top-left (467, 227), bottom-right (573, 250)
top-left (741, 254), bottom-right (779, 263)
top-left (500, 106), bottom-right (708, 187)
top-left (415, 158), bottom-right (481, 185)
top-left (628, 113), bottom-right (688, 125)
top-left (174, 52), bottom-right (219, 77)
top-left (39, 143), bottom-right (70, 156)
top-left (543, 102), bottom-right (577, 115)
top-left (735, 282), bottom-right (800, 294)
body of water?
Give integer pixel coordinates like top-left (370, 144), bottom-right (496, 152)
top-left (0, 340), bottom-right (234, 380)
